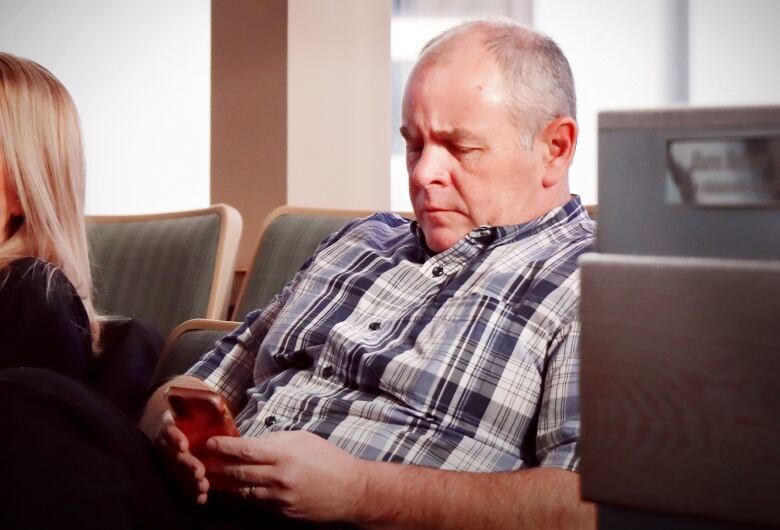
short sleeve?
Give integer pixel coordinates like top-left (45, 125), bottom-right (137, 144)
top-left (535, 317), bottom-right (582, 472)
top-left (186, 217), bottom-right (367, 410)
top-left (186, 303), bottom-right (278, 411)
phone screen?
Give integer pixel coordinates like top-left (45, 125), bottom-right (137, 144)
top-left (165, 386), bottom-right (239, 457)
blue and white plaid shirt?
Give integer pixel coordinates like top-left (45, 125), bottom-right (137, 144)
top-left (189, 196), bottom-right (595, 473)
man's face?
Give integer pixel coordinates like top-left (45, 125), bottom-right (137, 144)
top-left (401, 41), bottom-right (547, 253)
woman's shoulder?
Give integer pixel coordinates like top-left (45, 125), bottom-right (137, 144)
top-left (3, 256), bottom-right (45, 276)
top-left (0, 257), bottom-right (93, 382)
top-left (0, 257), bottom-right (82, 314)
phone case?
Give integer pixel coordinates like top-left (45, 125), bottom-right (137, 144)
top-left (165, 386), bottom-right (239, 456)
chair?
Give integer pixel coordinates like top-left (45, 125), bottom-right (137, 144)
top-left (152, 207), bottom-right (411, 382)
top-left (231, 206), bottom-right (380, 321)
top-left (88, 204), bottom-right (242, 338)
top-left (151, 318), bottom-right (239, 386)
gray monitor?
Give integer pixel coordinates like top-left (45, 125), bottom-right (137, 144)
top-left (597, 106), bottom-right (780, 260)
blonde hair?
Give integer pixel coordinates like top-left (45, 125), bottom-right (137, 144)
top-left (0, 52), bottom-right (101, 351)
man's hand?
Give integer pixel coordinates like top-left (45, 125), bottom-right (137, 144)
top-left (204, 430), bottom-right (369, 522)
top-left (154, 412), bottom-right (210, 504)
top-left (140, 375), bottom-right (216, 504)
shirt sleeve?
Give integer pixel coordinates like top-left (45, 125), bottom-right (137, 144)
top-left (184, 220), bottom-right (359, 411)
top-left (535, 317), bottom-right (582, 472)
top-left (186, 287), bottom-right (288, 412)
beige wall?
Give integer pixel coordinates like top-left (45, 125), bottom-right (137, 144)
top-left (287, 0), bottom-right (392, 211)
top-left (211, 0), bottom-right (288, 269)
top-left (212, 0), bottom-right (392, 269)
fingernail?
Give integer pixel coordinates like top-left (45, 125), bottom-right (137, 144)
top-left (206, 438), bottom-right (217, 450)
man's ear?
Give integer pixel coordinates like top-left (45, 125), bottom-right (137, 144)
top-left (538, 117), bottom-right (577, 188)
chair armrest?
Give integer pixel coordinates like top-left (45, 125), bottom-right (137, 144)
top-left (151, 318), bottom-right (241, 387)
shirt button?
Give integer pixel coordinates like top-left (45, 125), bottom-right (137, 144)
top-left (368, 321), bottom-right (381, 331)
top-left (264, 416), bottom-right (277, 427)
top-left (322, 365), bottom-right (334, 378)
top-left (432, 266), bottom-right (444, 277)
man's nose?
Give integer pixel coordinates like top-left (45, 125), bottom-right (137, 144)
top-left (409, 145), bottom-right (450, 188)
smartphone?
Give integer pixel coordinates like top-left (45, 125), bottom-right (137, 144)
top-left (164, 385), bottom-right (239, 457)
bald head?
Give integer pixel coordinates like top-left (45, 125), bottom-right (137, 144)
top-left (400, 20), bottom-right (578, 253)
top-left (414, 20), bottom-right (576, 149)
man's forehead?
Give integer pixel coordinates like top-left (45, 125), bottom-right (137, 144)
top-left (406, 41), bottom-right (505, 98)
top-left (402, 57), bottom-right (508, 123)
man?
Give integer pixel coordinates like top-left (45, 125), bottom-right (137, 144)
top-left (142, 19), bottom-right (596, 529)
top-left (0, 18), bottom-right (594, 530)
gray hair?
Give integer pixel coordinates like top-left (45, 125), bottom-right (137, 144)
top-left (419, 19), bottom-right (576, 149)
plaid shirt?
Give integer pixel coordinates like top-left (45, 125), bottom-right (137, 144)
top-left (189, 196), bottom-right (595, 472)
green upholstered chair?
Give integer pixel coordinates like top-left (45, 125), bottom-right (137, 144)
top-left (231, 206), bottom-right (377, 321)
top-left (88, 204), bottom-right (242, 338)
top-left (152, 207), bottom-right (395, 381)
top-left (151, 319), bottom-right (239, 386)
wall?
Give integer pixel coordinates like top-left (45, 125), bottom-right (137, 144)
top-left (211, 0), bottom-right (287, 269)
top-left (0, 0), bottom-right (211, 215)
top-left (534, 0), bottom-right (685, 206)
top-left (689, 0), bottom-right (780, 105)
top-left (287, 0), bottom-right (392, 211)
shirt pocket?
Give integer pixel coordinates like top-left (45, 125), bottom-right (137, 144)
top-left (373, 294), bottom-right (533, 413)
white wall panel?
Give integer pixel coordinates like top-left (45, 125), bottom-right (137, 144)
top-left (689, 0), bottom-right (780, 106)
top-left (0, 0), bottom-right (210, 215)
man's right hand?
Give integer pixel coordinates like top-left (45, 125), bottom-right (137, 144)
top-left (140, 375), bottom-right (216, 504)
top-left (154, 412), bottom-right (210, 504)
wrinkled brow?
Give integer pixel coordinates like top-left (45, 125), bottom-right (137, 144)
top-left (399, 126), bottom-right (482, 144)
top-left (434, 128), bottom-right (483, 144)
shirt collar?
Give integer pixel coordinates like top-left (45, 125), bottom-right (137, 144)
top-left (409, 195), bottom-right (589, 254)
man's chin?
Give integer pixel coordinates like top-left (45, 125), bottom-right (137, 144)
top-left (421, 227), bottom-right (462, 254)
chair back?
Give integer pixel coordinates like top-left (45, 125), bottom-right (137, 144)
top-left (88, 204), bottom-right (242, 337)
top-left (151, 319), bottom-right (238, 386)
top-left (232, 206), bottom-right (377, 320)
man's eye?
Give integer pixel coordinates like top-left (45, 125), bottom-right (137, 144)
top-left (452, 145), bottom-right (478, 155)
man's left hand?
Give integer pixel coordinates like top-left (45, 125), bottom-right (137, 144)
top-left (204, 431), bottom-right (369, 522)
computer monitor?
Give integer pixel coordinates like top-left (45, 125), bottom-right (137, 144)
top-left (597, 106), bottom-right (780, 260)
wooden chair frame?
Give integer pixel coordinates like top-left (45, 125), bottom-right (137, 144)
top-left (88, 203), bottom-right (242, 321)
